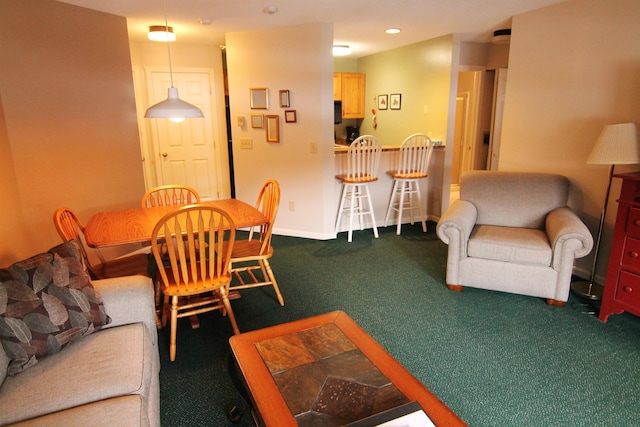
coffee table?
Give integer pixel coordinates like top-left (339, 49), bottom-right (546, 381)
top-left (229, 311), bottom-right (466, 426)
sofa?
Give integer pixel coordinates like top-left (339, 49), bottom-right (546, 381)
top-left (436, 171), bottom-right (593, 305)
top-left (0, 241), bottom-right (160, 426)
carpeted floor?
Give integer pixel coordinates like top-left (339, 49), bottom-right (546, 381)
top-left (158, 223), bottom-right (640, 426)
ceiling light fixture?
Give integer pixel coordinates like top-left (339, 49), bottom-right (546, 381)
top-left (385, 28), bottom-right (401, 34)
top-left (332, 45), bottom-right (351, 56)
top-left (492, 29), bottom-right (511, 44)
top-left (148, 25), bottom-right (176, 42)
top-left (145, 0), bottom-right (204, 122)
top-left (263, 6), bottom-right (278, 14)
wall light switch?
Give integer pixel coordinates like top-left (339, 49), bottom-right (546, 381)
top-left (240, 138), bottom-right (252, 149)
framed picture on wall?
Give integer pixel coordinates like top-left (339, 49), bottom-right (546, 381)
top-left (378, 94), bottom-right (388, 110)
top-left (251, 114), bottom-right (264, 128)
top-left (390, 94), bottom-right (401, 110)
top-left (285, 110), bottom-right (297, 123)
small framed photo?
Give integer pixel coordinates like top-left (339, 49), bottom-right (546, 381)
top-left (378, 94), bottom-right (388, 110)
top-left (251, 114), bottom-right (264, 128)
top-left (250, 88), bottom-right (268, 109)
top-left (285, 110), bottom-right (297, 123)
top-left (390, 93), bottom-right (402, 110)
top-left (279, 90), bottom-right (290, 108)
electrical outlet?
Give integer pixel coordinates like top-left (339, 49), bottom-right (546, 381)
top-left (240, 138), bottom-right (252, 149)
top-left (288, 201), bottom-right (295, 211)
top-left (310, 142), bottom-right (318, 154)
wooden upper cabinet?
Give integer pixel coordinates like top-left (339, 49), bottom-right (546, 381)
top-left (334, 73), bottom-right (365, 118)
top-left (334, 74), bottom-right (342, 101)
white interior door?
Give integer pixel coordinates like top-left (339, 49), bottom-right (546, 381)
top-left (148, 71), bottom-right (220, 200)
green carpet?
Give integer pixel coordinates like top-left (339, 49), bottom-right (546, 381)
top-left (158, 223), bottom-right (640, 426)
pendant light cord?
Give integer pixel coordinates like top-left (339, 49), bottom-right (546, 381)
top-left (163, 0), bottom-right (175, 88)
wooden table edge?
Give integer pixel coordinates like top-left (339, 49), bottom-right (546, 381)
top-left (229, 310), bottom-right (466, 427)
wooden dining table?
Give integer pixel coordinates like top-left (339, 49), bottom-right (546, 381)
top-left (84, 199), bottom-right (267, 248)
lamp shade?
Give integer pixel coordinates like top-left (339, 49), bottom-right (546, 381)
top-left (587, 122), bottom-right (640, 165)
top-left (144, 87), bottom-right (204, 120)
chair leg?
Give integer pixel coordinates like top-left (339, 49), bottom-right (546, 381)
top-left (169, 295), bottom-right (178, 361)
top-left (413, 181), bottom-right (427, 232)
top-left (546, 298), bottom-right (566, 307)
top-left (335, 184), bottom-right (347, 233)
top-left (363, 184), bottom-right (378, 239)
top-left (384, 179), bottom-right (399, 227)
top-left (447, 284), bottom-right (464, 292)
top-left (348, 185), bottom-right (356, 242)
top-left (221, 288), bottom-right (240, 335)
top-left (396, 182), bottom-right (407, 235)
top-left (262, 259), bottom-right (284, 306)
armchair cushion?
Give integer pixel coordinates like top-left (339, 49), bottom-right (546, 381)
top-left (468, 225), bottom-right (552, 266)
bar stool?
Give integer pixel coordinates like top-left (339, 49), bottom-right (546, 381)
top-left (335, 135), bottom-right (382, 242)
top-left (384, 133), bottom-right (434, 234)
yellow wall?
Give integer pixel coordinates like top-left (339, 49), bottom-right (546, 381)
top-left (357, 35), bottom-right (454, 146)
top-left (0, 0), bottom-right (143, 266)
top-left (501, 0), bottom-right (640, 280)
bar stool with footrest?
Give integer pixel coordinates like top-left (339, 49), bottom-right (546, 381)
top-left (335, 135), bottom-right (382, 242)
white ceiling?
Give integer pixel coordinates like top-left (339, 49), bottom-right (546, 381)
top-left (57, 0), bottom-right (565, 58)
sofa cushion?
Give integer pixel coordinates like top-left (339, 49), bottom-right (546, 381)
top-left (0, 322), bottom-right (155, 426)
top-left (7, 395), bottom-right (149, 427)
top-left (0, 241), bottom-right (110, 376)
top-left (468, 225), bottom-right (552, 266)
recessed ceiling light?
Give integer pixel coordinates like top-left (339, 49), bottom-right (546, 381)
top-left (263, 6), bottom-right (279, 14)
top-left (332, 45), bottom-right (351, 56)
top-left (385, 28), bottom-right (401, 34)
top-left (199, 17), bottom-right (213, 25)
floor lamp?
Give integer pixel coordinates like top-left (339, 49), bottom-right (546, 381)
top-left (571, 122), bottom-right (640, 299)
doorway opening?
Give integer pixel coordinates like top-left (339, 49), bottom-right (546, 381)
top-left (450, 68), bottom-right (502, 204)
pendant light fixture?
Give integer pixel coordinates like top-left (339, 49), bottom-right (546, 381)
top-left (145, 0), bottom-right (203, 122)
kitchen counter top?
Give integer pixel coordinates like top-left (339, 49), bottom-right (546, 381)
top-left (333, 143), bottom-right (445, 153)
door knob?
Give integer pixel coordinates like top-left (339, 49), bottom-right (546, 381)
top-left (162, 152), bottom-right (168, 157)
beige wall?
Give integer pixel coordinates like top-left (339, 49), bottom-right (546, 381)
top-left (0, 0), bottom-right (143, 266)
top-left (226, 24), bottom-right (336, 239)
top-left (500, 0), bottom-right (640, 280)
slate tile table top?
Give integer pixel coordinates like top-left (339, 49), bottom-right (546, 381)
top-left (229, 311), bottom-right (466, 427)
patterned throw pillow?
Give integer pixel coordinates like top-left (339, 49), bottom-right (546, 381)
top-left (0, 240), bottom-right (111, 375)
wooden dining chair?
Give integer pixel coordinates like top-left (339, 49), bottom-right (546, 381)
top-left (228, 179), bottom-right (284, 306)
top-left (384, 133), bottom-right (434, 234)
top-left (151, 205), bottom-right (239, 361)
top-left (141, 184), bottom-right (200, 208)
top-left (53, 207), bottom-right (151, 280)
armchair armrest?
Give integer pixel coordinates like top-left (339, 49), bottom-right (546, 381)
top-left (546, 207), bottom-right (594, 265)
top-left (93, 275), bottom-right (157, 346)
top-left (436, 200), bottom-right (478, 257)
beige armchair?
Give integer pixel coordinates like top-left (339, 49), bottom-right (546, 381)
top-left (436, 171), bottom-right (593, 306)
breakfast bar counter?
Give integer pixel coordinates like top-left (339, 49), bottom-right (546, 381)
top-left (333, 143), bottom-right (446, 234)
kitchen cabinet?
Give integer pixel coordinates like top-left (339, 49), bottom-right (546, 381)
top-left (334, 73), bottom-right (365, 119)
top-left (599, 172), bottom-right (640, 322)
